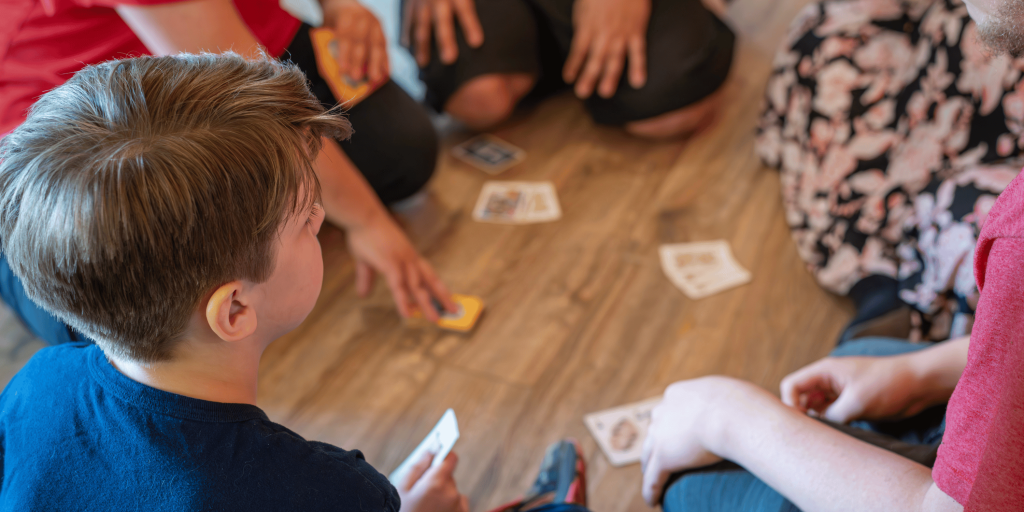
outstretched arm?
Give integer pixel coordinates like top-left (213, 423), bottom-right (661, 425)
top-left (642, 377), bottom-right (963, 512)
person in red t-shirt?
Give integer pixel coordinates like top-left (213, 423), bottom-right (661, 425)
top-left (638, 0), bottom-right (1024, 509)
top-left (0, 0), bottom-right (460, 343)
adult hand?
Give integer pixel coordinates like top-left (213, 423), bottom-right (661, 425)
top-left (345, 211), bottom-right (457, 321)
top-left (322, 0), bottom-right (390, 83)
top-left (563, 0), bottom-right (650, 99)
top-left (641, 377), bottom-right (732, 506)
top-left (780, 355), bottom-right (925, 424)
top-left (398, 452), bottom-right (470, 512)
top-left (402, 0), bottom-right (484, 67)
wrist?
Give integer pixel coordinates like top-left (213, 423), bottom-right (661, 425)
top-left (698, 378), bottom-right (767, 459)
top-left (903, 347), bottom-right (960, 408)
top-left (702, 379), bottom-right (794, 463)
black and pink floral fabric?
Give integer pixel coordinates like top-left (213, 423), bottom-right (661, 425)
top-left (757, 0), bottom-right (1024, 340)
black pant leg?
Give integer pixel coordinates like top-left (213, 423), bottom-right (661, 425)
top-left (0, 253), bottom-right (80, 345)
top-left (341, 81), bottom-right (439, 205)
top-left (404, 0), bottom-right (542, 112)
top-left (529, 0), bottom-right (736, 125)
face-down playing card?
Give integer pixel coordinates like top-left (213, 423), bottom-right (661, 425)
top-left (452, 135), bottom-right (526, 175)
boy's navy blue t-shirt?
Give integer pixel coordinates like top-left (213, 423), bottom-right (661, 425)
top-left (0, 343), bottom-right (399, 511)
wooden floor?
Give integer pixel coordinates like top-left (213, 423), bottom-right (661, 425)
top-left (0, 0), bottom-right (854, 509)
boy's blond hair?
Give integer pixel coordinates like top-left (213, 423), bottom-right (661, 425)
top-left (0, 53), bottom-right (351, 363)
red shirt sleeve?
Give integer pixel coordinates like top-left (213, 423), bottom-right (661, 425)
top-left (933, 237), bottom-right (1024, 510)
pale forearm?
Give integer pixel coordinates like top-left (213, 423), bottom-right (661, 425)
top-left (905, 336), bottom-right (969, 408)
top-left (708, 384), bottom-right (958, 512)
top-left (314, 137), bottom-right (388, 229)
top-left (116, 0), bottom-right (265, 59)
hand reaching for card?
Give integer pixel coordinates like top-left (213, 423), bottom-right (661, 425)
top-left (398, 452), bottom-right (469, 512)
top-left (322, 0), bottom-right (389, 83)
top-left (345, 211), bottom-right (458, 321)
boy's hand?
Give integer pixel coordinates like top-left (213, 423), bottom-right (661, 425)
top-left (402, 0), bottom-right (484, 67)
top-left (399, 452), bottom-right (469, 512)
top-left (345, 212), bottom-right (458, 322)
top-left (322, 0), bottom-right (390, 83)
top-left (780, 355), bottom-right (925, 423)
top-left (563, 0), bottom-right (650, 99)
top-left (641, 377), bottom-right (730, 506)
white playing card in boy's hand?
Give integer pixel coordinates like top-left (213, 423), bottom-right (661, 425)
top-left (388, 409), bottom-right (459, 486)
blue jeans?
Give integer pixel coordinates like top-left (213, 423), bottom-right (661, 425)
top-left (662, 337), bottom-right (946, 512)
top-left (0, 253), bottom-right (82, 345)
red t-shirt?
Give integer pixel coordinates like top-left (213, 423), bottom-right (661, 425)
top-left (933, 170), bottom-right (1024, 510)
top-left (0, 0), bottom-right (301, 135)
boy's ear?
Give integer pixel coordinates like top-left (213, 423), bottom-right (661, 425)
top-left (205, 282), bottom-right (257, 342)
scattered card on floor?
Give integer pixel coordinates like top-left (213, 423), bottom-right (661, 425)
top-left (409, 294), bottom-right (485, 333)
top-left (435, 294), bottom-right (484, 332)
top-left (584, 397), bottom-right (661, 467)
top-left (472, 181), bottom-right (562, 224)
top-left (309, 28), bottom-right (386, 107)
top-left (659, 240), bottom-right (751, 299)
top-left (452, 135), bottom-right (526, 175)
top-left (389, 409), bottom-right (460, 486)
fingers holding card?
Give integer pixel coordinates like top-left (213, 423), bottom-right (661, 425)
top-left (409, 294), bottom-right (485, 333)
top-left (388, 409), bottom-right (460, 486)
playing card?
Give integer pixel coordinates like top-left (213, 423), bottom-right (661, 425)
top-left (659, 241), bottom-right (751, 299)
top-left (408, 295), bottom-right (485, 332)
top-left (521, 183), bottom-right (561, 222)
top-left (433, 295), bottom-right (485, 332)
top-left (659, 241), bottom-right (730, 285)
top-left (452, 135), bottom-right (526, 175)
top-left (389, 409), bottom-right (460, 486)
top-left (309, 28), bottom-right (386, 107)
top-left (472, 182), bottom-right (561, 224)
top-left (583, 397), bottom-right (661, 467)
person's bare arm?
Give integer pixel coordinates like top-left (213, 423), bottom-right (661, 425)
top-left (314, 140), bottom-right (454, 319)
top-left (642, 377), bottom-right (963, 512)
top-left (116, 0), bottom-right (264, 58)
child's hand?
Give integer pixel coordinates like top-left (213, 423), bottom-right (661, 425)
top-left (780, 355), bottom-right (923, 423)
top-left (398, 452), bottom-right (469, 512)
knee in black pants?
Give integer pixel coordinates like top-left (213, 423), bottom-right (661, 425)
top-left (340, 81), bottom-right (439, 205)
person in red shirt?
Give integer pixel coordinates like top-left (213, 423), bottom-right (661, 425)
top-left (0, 0), bottom-right (459, 344)
top-left (640, 0), bottom-right (1024, 509)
